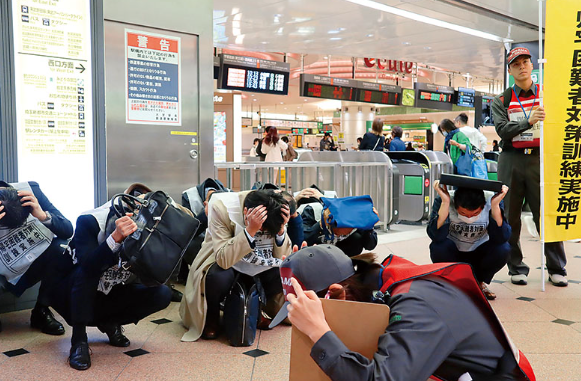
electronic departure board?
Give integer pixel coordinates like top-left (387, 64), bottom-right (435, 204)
top-left (300, 74), bottom-right (357, 101)
top-left (456, 87), bottom-right (476, 108)
top-left (218, 54), bottom-right (290, 95)
top-left (414, 82), bottom-right (455, 111)
top-left (356, 82), bottom-right (401, 106)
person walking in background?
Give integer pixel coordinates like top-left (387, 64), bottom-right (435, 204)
top-left (455, 112), bottom-right (487, 152)
top-left (439, 119), bottom-right (472, 170)
top-left (405, 142), bottom-right (415, 151)
top-left (249, 138), bottom-right (260, 156)
top-left (492, 140), bottom-right (500, 152)
top-left (255, 126), bottom-right (270, 161)
top-left (359, 118), bottom-right (385, 151)
top-left (281, 136), bottom-right (297, 161)
top-left (389, 126), bottom-right (406, 151)
top-left (261, 127), bottom-right (287, 185)
top-left (319, 133), bottom-right (335, 151)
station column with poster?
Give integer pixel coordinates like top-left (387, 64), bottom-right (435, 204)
top-left (11, 0), bottom-right (94, 219)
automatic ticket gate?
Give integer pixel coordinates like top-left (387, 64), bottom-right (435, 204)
top-left (484, 152), bottom-right (500, 181)
top-left (386, 151), bottom-right (453, 223)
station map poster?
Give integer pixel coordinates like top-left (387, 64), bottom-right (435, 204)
top-left (12, 0), bottom-right (94, 218)
top-left (214, 112), bottom-right (227, 162)
top-left (543, 0), bottom-right (581, 241)
top-left (125, 29), bottom-right (181, 125)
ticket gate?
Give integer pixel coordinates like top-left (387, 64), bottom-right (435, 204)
top-left (386, 151), bottom-right (453, 221)
top-left (487, 160), bottom-right (498, 181)
top-left (484, 152), bottom-right (500, 162)
top-left (389, 159), bottom-right (430, 223)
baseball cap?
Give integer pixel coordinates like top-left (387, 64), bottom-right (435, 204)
top-left (507, 47), bottom-right (531, 66)
top-left (269, 245), bottom-right (355, 328)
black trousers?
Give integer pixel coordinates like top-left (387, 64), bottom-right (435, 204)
top-left (48, 264), bottom-right (171, 327)
top-left (204, 263), bottom-right (283, 319)
top-left (430, 239), bottom-right (510, 284)
top-left (497, 150), bottom-right (567, 276)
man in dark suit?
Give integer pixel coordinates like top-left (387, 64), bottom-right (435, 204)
top-left (0, 181), bottom-right (73, 335)
top-left (47, 190), bottom-right (172, 370)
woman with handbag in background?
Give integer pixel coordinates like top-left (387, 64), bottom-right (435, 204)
top-left (358, 118), bottom-right (385, 151)
top-left (439, 118), bottom-right (472, 172)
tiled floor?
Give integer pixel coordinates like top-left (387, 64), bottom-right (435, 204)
top-left (0, 222), bottom-right (580, 380)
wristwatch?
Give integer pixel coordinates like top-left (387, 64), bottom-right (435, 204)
top-left (43, 211), bottom-right (52, 223)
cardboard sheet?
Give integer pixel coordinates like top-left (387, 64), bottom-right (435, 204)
top-left (289, 298), bottom-right (390, 381)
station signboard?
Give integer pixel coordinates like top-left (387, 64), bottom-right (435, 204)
top-left (414, 82), bottom-right (455, 111)
top-left (356, 81), bottom-right (401, 106)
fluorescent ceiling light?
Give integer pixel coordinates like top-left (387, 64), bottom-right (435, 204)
top-left (342, 0), bottom-right (513, 43)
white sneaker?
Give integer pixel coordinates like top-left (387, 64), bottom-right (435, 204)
top-left (511, 274), bottom-right (528, 285)
top-left (549, 274), bottom-right (568, 287)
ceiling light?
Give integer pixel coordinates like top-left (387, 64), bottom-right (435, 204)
top-left (366, 34), bottom-right (374, 37)
top-left (261, 41), bottom-right (268, 44)
top-left (402, 41), bottom-right (411, 46)
top-left (253, 99), bottom-right (257, 101)
top-left (424, 46), bottom-right (432, 50)
top-left (280, 102), bottom-right (284, 104)
top-left (341, 0), bottom-right (513, 43)
top-left (330, 37), bottom-right (342, 41)
top-left (323, 56), bottom-right (328, 60)
top-left (328, 30), bottom-right (340, 34)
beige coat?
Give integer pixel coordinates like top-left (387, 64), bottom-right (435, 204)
top-left (179, 191), bottom-right (291, 341)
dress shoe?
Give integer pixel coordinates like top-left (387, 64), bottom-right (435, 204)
top-left (479, 282), bottom-right (496, 300)
top-left (257, 313), bottom-right (273, 331)
top-left (201, 318), bottom-right (220, 340)
top-left (69, 341), bottom-right (91, 370)
top-left (510, 274), bottom-right (528, 286)
top-left (30, 306), bottom-right (65, 335)
top-left (98, 324), bottom-right (130, 347)
top-left (549, 274), bottom-right (568, 287)
top-left (170, 286), bottom-right (183, 302)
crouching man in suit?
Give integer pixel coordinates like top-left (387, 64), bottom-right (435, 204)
top-left (47, 185), bottom-right (172, 370)
top-left (0, 181), bottom-right (72, 335)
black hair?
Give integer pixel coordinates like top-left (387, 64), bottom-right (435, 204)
top-left (357, 137), bottom-right (362, 143)
top-left (281, 136), bottom-right (289, 143)
top-left (439, 118), bottom-right (457, 133)
top-left (207, 189), bottom-right (224, 202)
top-left (265, 126), bottom-right (272, 133)
top-left (243, 190), bottom-right (289, 236)
top-left (453, 187), bottom-right (486, 212)
top-left (322, 253), bottom-right (383, 302)
top-left (324, 132), bottom-right (332, 138)
top-left (280, 191), bottom-right (297, 216)
top-left (391, 126), bottom-right (403, 138)
top-left (455, 113), bottom-right (469, 125)
top-left (493, 140), bottom-right (498, 144)
top-left (253, 138), bottom-right (260, 144)
top-left (0, 187), bottom-right (31, 229)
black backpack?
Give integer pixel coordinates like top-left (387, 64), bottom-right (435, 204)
top-left (223, 275), bottom-right (265, 347)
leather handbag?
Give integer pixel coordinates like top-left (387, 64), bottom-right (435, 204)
top-left (111, 191), bottom-right (200, 286)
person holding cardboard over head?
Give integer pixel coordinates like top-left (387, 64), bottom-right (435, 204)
top-left (273, 245), bottom-right (536, 381)
top-left (428, 174), bottom-right (511, 300)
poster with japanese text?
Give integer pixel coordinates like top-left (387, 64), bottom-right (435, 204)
top-left (12, 0), bottom-right (94, 219)
top-left (126, 29), bottom-right (181, 125)
top-left (543, 1), bottom-right (581, 241)
top-left (214, 112), bottom-right (227, 163)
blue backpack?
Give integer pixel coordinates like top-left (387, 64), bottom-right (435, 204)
top-left (320, 196), bottom-right (380, 240)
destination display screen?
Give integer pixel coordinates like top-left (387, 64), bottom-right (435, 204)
top-left (300, 74), bottom-right (357, 101)
top-left (456, 87), bottom-right (476, 107)
top-left (218, 54), bottom-right (290, 95)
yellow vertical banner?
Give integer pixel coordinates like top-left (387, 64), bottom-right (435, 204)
top-left (544, 1), bottom-right (581, 241)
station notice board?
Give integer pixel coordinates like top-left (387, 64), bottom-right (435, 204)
top-left (289, 299), bottom-right (390, 381)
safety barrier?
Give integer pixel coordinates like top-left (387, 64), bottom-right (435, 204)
top-left (215, 155), bottom-right (395, 231)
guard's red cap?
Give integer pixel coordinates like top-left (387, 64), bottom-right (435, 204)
top-left (507, 47), bottom-right (531, 66)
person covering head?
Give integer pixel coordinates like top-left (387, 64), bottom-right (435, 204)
top-left (243, 189), bottom-right (288, 237)
top-left (0, 184), bottom-right (32, 229)
top-left (269, 245), bottom-right (355, 327)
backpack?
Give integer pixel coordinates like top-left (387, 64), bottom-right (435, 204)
top-left (223, 275), bottom-right (265, 347)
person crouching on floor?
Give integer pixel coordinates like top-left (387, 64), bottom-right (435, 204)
top-left (180, 189), bottom-right (292, 342)
top-left (428, 180), bottom-right (511, 300)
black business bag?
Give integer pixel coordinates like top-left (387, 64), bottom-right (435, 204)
top-left (110, 191), bottom-right (200, 286)
top-left (223, 275), bottom-right (264, 347)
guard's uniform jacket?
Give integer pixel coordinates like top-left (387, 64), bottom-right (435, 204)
top-left (311, 255), bottom-right (535, 381)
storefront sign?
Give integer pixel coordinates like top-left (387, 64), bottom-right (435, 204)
top-left (543, 1), bottom-right (581, 241)
top-left (363, 58), bottom-right (414, 74)
top-left (12, 0), bottom-right (94, 217)
top-left (126, 29), bottom-right (181, 125)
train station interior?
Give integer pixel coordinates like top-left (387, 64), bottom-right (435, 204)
top-left (0, 0), bottom-right (579, 380)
